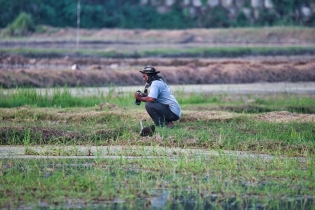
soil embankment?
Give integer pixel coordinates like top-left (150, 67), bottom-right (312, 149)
top-left (0, 55), bottom-right (315, 88)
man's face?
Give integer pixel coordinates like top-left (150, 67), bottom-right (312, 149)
top-left (142, 73), bottom-right (148, 82)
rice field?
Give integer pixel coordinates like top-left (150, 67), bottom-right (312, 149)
top-left (0, 86), bottom-right (314, 209)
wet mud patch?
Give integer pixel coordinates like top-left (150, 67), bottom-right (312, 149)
top-left (23, 193), bottom-right (313, 210)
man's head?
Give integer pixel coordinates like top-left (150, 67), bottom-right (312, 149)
top-left (140, 66), bottom-right (160, 83)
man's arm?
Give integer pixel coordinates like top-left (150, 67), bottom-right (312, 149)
top-left (134, 92), bottom-right (156, 103)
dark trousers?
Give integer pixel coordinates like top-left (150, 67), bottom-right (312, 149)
top-left (145, 102), bottom-right (180, 126)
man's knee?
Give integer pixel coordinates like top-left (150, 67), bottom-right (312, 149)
top-left (145, 102), bottom-right (153, 111)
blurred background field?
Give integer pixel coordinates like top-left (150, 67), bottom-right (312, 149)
top-left (0, 1), bottom-right (315, 88)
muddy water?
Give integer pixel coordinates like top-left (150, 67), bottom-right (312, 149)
top-left (18, 195), bottom-right (314, 210)
top-left (0, 145), bottom-right (308, 162)
top-left (1, 146), bottom-right (312, 209)
top-left (3, 145), bottom-right (312, 210)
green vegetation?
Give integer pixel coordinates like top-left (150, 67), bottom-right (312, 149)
top-left (1, 87), bottom-right (315, 113)
top-left (0, 0), bottom-right (314, 30)
top-left (1, 87), bottom-right (314, 209)
top-left (0, 0), bottom-right (192, 30)
top-left (178, 92), bottom-right (315, 114)
top-left (0, 87), bottom-right (314, 155)
top-left (1, 153), bottom-right (314, 209)
top-left (1, 46), bottom-right (315, 59)
top-left (144, 46), bottom-right (315, 58)
top-left (0, 87), bottom-right (111, 108)
top-left (2, 12), bottom-right (35, 37)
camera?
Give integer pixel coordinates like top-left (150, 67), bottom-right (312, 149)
top-left (135, 90), bottom-right (144, 105)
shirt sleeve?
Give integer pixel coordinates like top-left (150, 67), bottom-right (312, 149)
top-left (148, 82), bottom-right (159, 99)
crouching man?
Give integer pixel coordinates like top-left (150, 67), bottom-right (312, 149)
top-left (134, 66), bottom-right (181, 128)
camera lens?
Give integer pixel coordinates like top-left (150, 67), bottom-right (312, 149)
top-left (135, 91), bottom-right (141, 105)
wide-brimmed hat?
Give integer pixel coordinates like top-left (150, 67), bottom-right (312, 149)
top-left (139, 66), bottom-right (160, 74)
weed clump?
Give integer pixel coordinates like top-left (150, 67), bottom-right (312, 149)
top-left (2, 12), bottom-right (35, 37)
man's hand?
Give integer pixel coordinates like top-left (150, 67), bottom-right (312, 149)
top-left (134, 91), bottom-right (155, 103)
top-left (134, 92), bottom-right (143, 100)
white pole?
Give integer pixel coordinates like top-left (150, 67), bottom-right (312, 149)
top-left (76, 0), bottom-right (80, 50)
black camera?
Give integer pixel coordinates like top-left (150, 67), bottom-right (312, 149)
top-left (135, 90), bottom-right (144, 105)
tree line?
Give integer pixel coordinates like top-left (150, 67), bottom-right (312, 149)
top-left (0, 0), bottom-right (314, 30)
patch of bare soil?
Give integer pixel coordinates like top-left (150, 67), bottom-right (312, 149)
top-left (255, 111), bottom-right (315, 123)
top-left (180, 111), bottom-right (239, 123)
top-left (0, 55), bottom-right (315, 87)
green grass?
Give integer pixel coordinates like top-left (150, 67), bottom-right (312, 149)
top-left (0, 47), bottom-right (119, 58)
top-left (179, 93), bottom-right (315, 114)
top-left (1, 87), bottom-right (315, 113)
top-left (0, 87), bottom-right (129, 108)
top-left (1, 87), bottom-right (315, 209)
top-left (0, 153), bottom-right (314, 209)
top-left (143, 46), bottom-right (315, 58)
top-left (0, 87), bottom-right (314, 156)
top-left (1, 45), bottom-right (315, 58)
